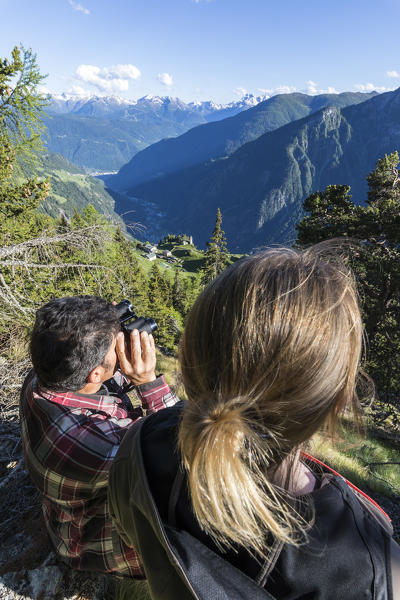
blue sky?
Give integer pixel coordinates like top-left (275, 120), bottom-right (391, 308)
top-left (1, 0), bottom-right (400, 103)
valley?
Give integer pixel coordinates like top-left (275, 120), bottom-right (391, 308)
top-left (43, 89), bottom-right (395, 252)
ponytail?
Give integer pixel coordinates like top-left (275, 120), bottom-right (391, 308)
top-left (178, 244), bottom-right (363, 558)
top-left (179, 396), bottom-right (306, 558)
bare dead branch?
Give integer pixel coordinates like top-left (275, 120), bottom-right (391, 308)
top-left (0, 224), bottom-right (123, 315)
top-left (1, 261), bottom-right (111, 269)
top-left (0, 272), bottom-right (30, 314)
top-left (0, 226), bottom-right (109, 260)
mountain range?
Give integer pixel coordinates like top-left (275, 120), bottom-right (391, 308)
top-left (109, 87), bottom-right (400, 251)
top-left (110, 91), bottom-right (376, 191)
top-left (44, 93), bottom-right (268, 172)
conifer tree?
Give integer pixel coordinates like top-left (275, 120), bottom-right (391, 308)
top-left (201, 208), bottom-right (229, 285)
top-left (148, 264), bottom-right (164, 313)
top-left (147, 263), bottom-right (183, 351)
top-left (172, 270), bottom-right (187, 315)
top-left (0, 46), bottom-right (49, 169)
top-left (0, 46), bottom-right (51, 244)
top-left (158, 272), bottom-right (173, 308)
top-left (296, 152), bottom-right (400, 422)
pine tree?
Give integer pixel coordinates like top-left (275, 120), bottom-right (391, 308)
top-left (148, 264), bottom-right (164, 313)
top-left (0, 46), bottom-right (51, 245)
top-left (296, 152), bottom-right (400, 423)
top-left (367, 151), bottom-right (400, 207)
top-left (158, 272), bottom-right (173, 308)
top-left (0, 46), bottom-right (49, 169)
top-left (146, 263), bottom-right (183, 351)
top-left (201, 208), bottom-right (229, 285)
top-left (172, 270), bottom-right (187, 315)
top-left (296, 185), bottom-right (357, 244)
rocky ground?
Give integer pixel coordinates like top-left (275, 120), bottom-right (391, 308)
top-left (0, 357), bottom-right (115, 600)
top-left (0, 356), bottom-right (399, 599)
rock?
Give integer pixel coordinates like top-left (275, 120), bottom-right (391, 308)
top-left (0, 553), bottom-right (111, 600)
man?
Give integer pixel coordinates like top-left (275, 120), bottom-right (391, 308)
top-left (19, 295), bottom-right (179, 577)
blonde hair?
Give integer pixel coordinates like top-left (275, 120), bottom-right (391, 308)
top-left (178, 245), bottom-right (363, 558)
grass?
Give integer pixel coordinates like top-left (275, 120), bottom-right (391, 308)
top-left (114, 579), bottom-right (151, 600)
top-left (155, 351), bottom-right (186, 399)
top-left (310, 423), bottom-right (400, 496)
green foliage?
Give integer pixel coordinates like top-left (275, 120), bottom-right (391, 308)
top-left (172, 270), bottom-right (185, 313)
top-left (297, 185), bottom-right (357, 242)
top-left (297, 152), bottom-right (400, 423)
top-left (0, 47), bottom-right (192, 350)
top-left (158, 233), bottom-right (192, 247)
top-left (147, 263), bottom-right (183, 351)
top-left (19, 152), bottom-right (126, 227)
top-left (201, 208), bottom-right (229, 285)
top-left (0, 46), bottom-right (49, 169)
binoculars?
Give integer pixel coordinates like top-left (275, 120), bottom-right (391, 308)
top-left (115, 300), bottom-right (158, 340)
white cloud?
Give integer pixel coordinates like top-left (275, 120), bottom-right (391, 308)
top-left (354, 82), bottom-right (389, 93)
top-left (68, 0), bottom-right (90, 15)
top-left (157, 72), bottom-right (173, 87)
top-left (304, 80), bottom-right (338, 95)
top-left (233, 87), bottom-right (247, 97)
top-left (106, 64), bottom-right (141, 79)
top-left (69, 84), bottom-right (89, 96)
top-left (306, 80), bottom-right (318, 94)
top-left (387, 70), bottom-right (400, 78)
top-left (256, 82), bottom-right (337, 98)
top-left (75, 63), bottom-right (141, 93)
top-left (257, 85), bottom-right (296, 96)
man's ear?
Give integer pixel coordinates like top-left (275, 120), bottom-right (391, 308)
top-left (87, 364), bottom-right (105, 385)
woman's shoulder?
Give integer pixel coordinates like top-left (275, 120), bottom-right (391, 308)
top-left (142, 401), bottom-right (184, 433)
top-left (140, 402), bottom-right (184, 521)
top-left (303, 452), bottom-right (393, 536)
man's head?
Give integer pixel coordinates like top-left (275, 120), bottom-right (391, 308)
top-left (30, 296), bottom-right (121, 392)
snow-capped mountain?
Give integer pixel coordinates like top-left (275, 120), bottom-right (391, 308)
top-left (48, 92), bottom-right (269, 120)
top-left (49, 93), bottom-right (132, 116)
top-left (44, 92), bottom-right (269, 171)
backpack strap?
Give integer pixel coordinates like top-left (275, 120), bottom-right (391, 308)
top-left (255, 538), bottom-right (284, 588)
top-left (301, 451), bottom-right (393, 534)
top-left (168, 464), bottom-right (185, 527)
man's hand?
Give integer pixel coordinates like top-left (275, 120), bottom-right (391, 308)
top-left (116, 330), bottom-right (156, 386)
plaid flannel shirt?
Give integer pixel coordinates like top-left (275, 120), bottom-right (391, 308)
top-left (19, 369), bottom-right (179, 577)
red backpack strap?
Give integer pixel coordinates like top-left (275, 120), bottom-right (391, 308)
top-left (301, 451), bottom-right (392, 529)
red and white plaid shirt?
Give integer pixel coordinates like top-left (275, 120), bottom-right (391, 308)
top-left (19, 369), bottom-right (179, 577)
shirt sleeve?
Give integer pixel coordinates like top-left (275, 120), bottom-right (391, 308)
top-left (62, 376), bottom-right (178, 487)
top-left (135, 375), bottom-right (180, 414)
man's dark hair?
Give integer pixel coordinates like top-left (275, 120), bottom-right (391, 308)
top-left (30, 296), bottom-right (120, 392)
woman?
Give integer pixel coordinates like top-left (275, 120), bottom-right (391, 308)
top-left (109, 246), bottom-right (400, 599)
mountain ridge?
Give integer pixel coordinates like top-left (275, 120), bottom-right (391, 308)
top-left (116, 87), bottom-right (400, 251)
top-left (44, 92), bottom-right (269, 172)
top-left (110, 91), bottom-right (377, 190)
